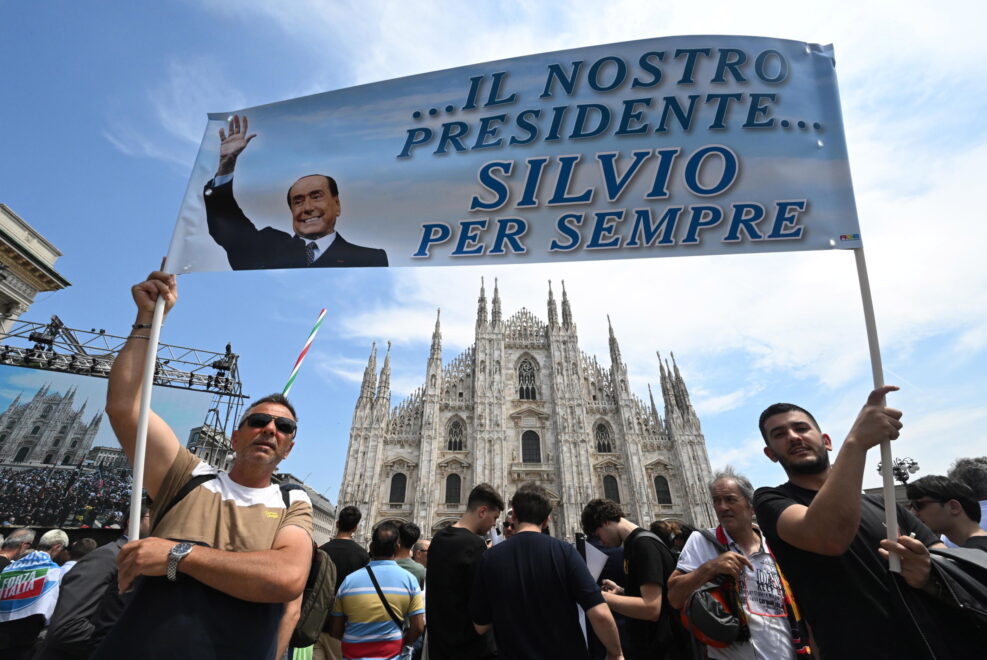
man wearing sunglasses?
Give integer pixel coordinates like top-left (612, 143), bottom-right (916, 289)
top-left (906, 475), bottom-right (987, 551)
top-left (96, 270), bottom-right (314, 660)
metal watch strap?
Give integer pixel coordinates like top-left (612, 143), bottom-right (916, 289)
top-left (167, 542), bottom-right (193, 581)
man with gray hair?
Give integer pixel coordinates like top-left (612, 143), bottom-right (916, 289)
top-left (668, 467), bottom-right (798, 659)
top-left (0, 529), bottom-right (36, 571)
top-left (38, 530), bottom-right (70, 567)
top-left (0, 528), bottom-right (68, 658)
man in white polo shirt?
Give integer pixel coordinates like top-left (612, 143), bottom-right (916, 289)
top-left (668, 468), bottom-right (796, 660)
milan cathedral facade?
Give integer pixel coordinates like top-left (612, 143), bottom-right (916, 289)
top-left (338, 281), bottom-right (715, 540)
top-left (0, 384), bottom-right (102, 466)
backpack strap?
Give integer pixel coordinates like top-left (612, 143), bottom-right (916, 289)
top-left (152, 473), bottom-right (218, 532)
top-left (696, 527), bottom-right (730, 554)
top-left (280, 483), bottom-right (304, 509)
top-left (365, 565), bottom-right (404, 630)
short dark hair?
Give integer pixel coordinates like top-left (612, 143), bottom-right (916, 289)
top-left (398, 521), bottom-right (421, 549)
top-left (337, 506), bottom-right (362, 533)
top-left (69, 537), bottom-right (98, 560)
top-left (581, 498), bottom-right (623, 537)
top-left (466, 483), bottom-right (504, 513)
top-left (649, 520), bottom-right (675, 546)
top-left (240, 394), bottom-right (297, 427)
top-left (948, 457), bottom-right (987, 500)
top-left (758, 403), bottom-right (820, 442)
top-left (906, 475), bottom-right (981, 522)
top-left (286, 175), bottom-right (339, 206)
top-left (370, 521), bottom-right (400, 559)
top-left (511, 482), bottom-right (552, 525)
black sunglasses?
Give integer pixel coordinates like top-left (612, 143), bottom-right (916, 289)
top-left (243, 412), bottom-right (297, 436)
top-left (906, 499), bottom-right (944, 512)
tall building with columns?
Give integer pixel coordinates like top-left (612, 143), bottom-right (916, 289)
top-left (338, 281), bottom-right (715, 540)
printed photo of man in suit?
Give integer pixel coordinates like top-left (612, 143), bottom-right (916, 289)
top-left (204, 114), bottom-right (388, 270)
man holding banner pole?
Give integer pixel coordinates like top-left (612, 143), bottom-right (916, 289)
top-left (94, 271), bottom-right (314, 659)
top-left (752, 390), bottom-right (982, 659)
top-left (204, 114), bottom-right (388, 270)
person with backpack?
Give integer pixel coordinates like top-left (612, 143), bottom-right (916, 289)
top-left (94, 270), bottom-right (314, 660)
top-left (668, 468), bottom-right (802, 659)
top-left (581, 499), bottom-right (687, 660)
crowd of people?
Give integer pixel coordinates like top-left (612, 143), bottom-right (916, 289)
top-left (3, 271), bottom-right (985, 660)
top-left (0, 467), bottom-right (132, 529)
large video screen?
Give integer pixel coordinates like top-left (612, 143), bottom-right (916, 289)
top-left (0, 365), bottom-right (212, 529)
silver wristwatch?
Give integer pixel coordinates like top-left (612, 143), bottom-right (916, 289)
top-left (167, 542), bottom-right (194, 581)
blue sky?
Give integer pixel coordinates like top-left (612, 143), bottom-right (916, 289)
top-left (1, 1), bottom-right (985, 505)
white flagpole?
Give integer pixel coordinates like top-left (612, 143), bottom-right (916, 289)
top-left (126, 294), bottom-right (167, 541)
top-left (853, 247), bottom-right (900, 573)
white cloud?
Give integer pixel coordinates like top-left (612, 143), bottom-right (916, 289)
top-left (103, 56), bottom-right (246, 167)
top-left (694, 384), bottom-right (766, 416)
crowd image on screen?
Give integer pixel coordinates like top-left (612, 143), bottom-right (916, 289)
top-left (0, 466), bottom-right (132, 528)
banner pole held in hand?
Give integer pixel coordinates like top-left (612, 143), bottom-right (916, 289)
top-left (126, 294), bottom-right (167, 541)
top-left (853, 247), bottom-right (900, 573)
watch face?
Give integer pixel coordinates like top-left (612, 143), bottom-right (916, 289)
top-left (173, 542), bottom-right (193, 556)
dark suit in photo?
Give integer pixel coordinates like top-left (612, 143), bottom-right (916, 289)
top-left (204, 179), bottom-right (388, 270)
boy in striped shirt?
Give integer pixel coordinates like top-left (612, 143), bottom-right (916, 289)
top-left (330, 521), bottom-right (424, 659)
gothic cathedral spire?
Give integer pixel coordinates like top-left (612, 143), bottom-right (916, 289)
top-left (547, 281), bottom-right (558, 328)
top-left (476, 278), bottom-right (487, 328)
top-left (561, 280), bottom-right (573, 329)
top-left (491, 278), bottom-right (502, 325)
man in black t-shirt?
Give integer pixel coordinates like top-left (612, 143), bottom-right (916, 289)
top-left (471, 483), bottom-right (623, 660)
top-left (314, 505), bottom-right (369, 660)
top-left (753, 388), bottom-right (980, 659)
top-left (426, 483), bottom-right (503, 660)
top-left (581, 499), bottom-right (681, 660)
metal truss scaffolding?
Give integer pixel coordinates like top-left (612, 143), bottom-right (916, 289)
top-left (0, 315), bottom-right (247, 437)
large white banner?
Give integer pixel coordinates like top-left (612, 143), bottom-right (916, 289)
top-left (167, 35), bottom-right (861, 273)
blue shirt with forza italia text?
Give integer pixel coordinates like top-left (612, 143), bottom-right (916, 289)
top-left (331, 559), bottom-right (424, 660)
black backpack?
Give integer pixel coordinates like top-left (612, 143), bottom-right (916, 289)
top-left (155, 476), bottom-right (336, 648)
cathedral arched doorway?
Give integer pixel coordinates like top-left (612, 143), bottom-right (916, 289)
top-left (445, 474), bottom-right (462, 504)
top-left (389, 473), bottom-right (407, 503)
top-left (521, 430), bottom-right (540, 463)
top-left (14, 446), bottom-right (29, 463)
top-left (653, 476), bottom-right (672, 504)
top-left (603, 475), bottom-right (620, 503)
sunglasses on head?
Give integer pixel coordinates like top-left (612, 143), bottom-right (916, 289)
top-left (243, 412), bottom-right (297, 435)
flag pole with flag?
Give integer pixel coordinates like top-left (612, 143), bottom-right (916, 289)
top-left (284, 308), bottom-right (327, 397)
